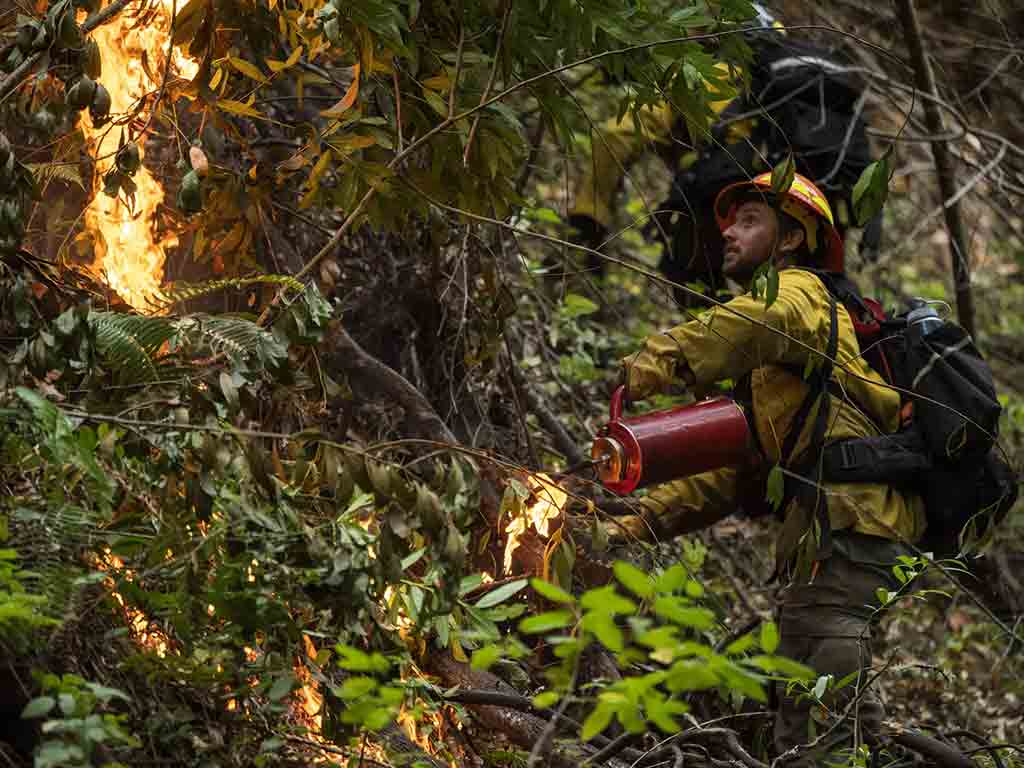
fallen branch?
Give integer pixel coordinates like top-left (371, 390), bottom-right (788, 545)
top-left (321, 321), bottom-right (458, 446)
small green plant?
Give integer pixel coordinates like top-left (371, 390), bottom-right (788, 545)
top-left (0, 548), bottom-right (57, 651)
top-left (21, 673), bottom-right (139, 768)
top-left (471, 561), bottom-right (815, 742)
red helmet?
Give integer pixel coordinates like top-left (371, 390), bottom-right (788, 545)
top-left (714, 172), bottom-right (845, 272)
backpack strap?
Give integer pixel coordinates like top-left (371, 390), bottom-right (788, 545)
top-left (779, 293), bottom-right (839, 561)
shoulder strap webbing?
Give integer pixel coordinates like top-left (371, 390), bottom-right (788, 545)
top-left (780, 294), bottom-right (839, 561)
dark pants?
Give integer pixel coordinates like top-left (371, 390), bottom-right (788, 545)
top-left (773, 533), bottom-right (908, 764)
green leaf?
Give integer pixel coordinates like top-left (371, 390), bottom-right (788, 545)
top-left (654, 564), bottom-right (688, 594)
top-left (766, 464), bottom-right (785, 512)
top-left (518, 610), bottom-right (574, 634)
top-left (530, 578), bottom-right (575, 605)
top-left (470, 644), bottom-right (503, 671)
top-left (666, 660), bottom-right (719, 692)
top-left (21, 696), bottom-right (55, 719)
top-left (725, 633), bottom-right (756, 656)
top-left (613, 561), bottom-right (654, 599)
top-left (653, 596), bottom-right (715, 630)
top-left (580, 702), bottom-right (614, 741)
top-left (584, 611), bottom-right (625, 652)
top-left (474, 578), bottom-right (528, 609)
top-left (336, 676), bottom-right (377, 699)
top-left (580, 585), bottom-right (636, 616)
top-left (852, 147), bottom-right (893, 226)
top-left (58, 693), bottom-right (76, 716)
top-left (760, 621), bottom-right (780, 654)
top-left (561, 293), bottom-right (599, 319)
top-left (532, 691), bottom-right (561, 708)
top-left (764, 262), bottom-right (779, 309)
top-left (268, 674), bottom-right (295, 701)
top-left (771, 153), bottom-right (795, 197)
top-left (812, 674), bottom-right (831, 701)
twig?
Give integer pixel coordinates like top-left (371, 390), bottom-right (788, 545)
top-left (583, 731), bottom-right (639, 766)
top-left (894, 0), bottom-right (975, 336)
top-left (463, 0), bottom-right (513, 166)
top-left (448, 19), bottom-right (465, 120)
top-left (320, 322), bottom-right (459, 445)
top-left (527, 651), bottom-right (580, 767)
top-left (0, 50), bottom-right (43, 103)
top-left (505, 341), bottom-right (541, 467)
top-left (392, 66), bottom-right (404, 153)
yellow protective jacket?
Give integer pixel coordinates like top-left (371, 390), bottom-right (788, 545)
top-left (618, 269), bottom-right (926, 565)
top-left (570, 64), bottom-right (751, 231)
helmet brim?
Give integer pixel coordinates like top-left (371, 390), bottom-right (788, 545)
top-left (713, 177), bottom-right (846, 273)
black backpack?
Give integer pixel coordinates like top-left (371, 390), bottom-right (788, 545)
top-left (655, 38), bottom-right (883, 306)
top-left (787, 270), bottom-right (1018, 559)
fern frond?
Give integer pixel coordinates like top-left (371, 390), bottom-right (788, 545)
top-left (27, 162), bottom-right (86, 191)
top-left (155, 275), bottom-right (305, 308)
top-left (174, 314), bottom-right (287, 367)
top-left (88, 312), bottom-right (176, 384)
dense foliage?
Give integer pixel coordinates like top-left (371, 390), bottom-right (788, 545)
top-left (1, 0), bottom-right (1022, 766)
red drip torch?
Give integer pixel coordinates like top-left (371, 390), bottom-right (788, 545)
top-left (592, 386), bottom-right (752, 494)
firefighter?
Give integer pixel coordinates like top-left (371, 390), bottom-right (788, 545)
top-left (569, 6), bottom-right (881, 307)
top-left (608, 172), bottom-right (925, 763)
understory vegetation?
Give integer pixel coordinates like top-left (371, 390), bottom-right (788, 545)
top-left (0, 0), bottom-right (1022, 766)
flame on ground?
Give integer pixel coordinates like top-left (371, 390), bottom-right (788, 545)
top-left (96, 548), bottom-right (173, 657)
top-left (82, 0), bottom-right (198, 311)
top-left (502, 472), bottom-right (568, 574)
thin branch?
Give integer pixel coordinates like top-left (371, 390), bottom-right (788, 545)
top-left (894, 0), bottom-right (976, 336)
top-left (448, 19), bottom-right (465, 121)
top-left (256, 23), bottom-right (913, 323)
top-left (463, 0), bottom-right (513, 166)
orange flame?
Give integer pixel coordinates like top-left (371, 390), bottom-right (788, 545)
top-left (83, 0), bottom-right (198, 310)
top-left (503, 473), bottom-right (568, 573)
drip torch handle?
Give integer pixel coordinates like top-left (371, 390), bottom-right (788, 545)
top-left (610, 385), bottom-right (625, 421)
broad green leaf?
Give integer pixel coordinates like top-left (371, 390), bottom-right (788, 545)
top-left (725, 632), bottom-right (756, 656)
top-left (614, 561), bottom-right (654, 599)
top-left (584, 611), bottom-right (625, 652)
top-left (580, 585), bottom-right (636, 616)
top-left (21, 696), bottom-right (55, 719)
top-left (764, 262), bottom-right (779, 309)
top-left (666, 659), bottom-right (719, 692)
top-left (654, 564), bottom-right (688, 594)
top-left (532, 691), bottom-right (561, 708)
top-left (653, 596), bottom-right (715, 630)
top-left (760, 621), bottom-right (780, 654)
top-left (336, 676), bottom-right (376, 699)
top-left (268, 674), bottom-right (295, 701)
top-left (561, 293), bottom-right (599, 319)
top-left (470, 644), bottom-right (503, 671)
top-left (580, 702), bottom-right (614, 741)
top-left (852, 147), bottom-right (893, 225)
top-left (474, 578), bottom-right (528, 609)
top-left (530, 578), bottom-right (575, 605)
top-left (812, 674), bottom-right (831, 701)
top-left (771, 153), bottom-right (795, 197)
top-left (518, 610), bottom-right (574, 634)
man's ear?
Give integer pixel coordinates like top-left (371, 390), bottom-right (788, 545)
top-left (778, 227), bottom-right (805, 255)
